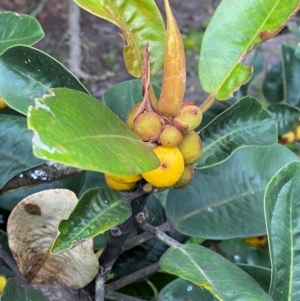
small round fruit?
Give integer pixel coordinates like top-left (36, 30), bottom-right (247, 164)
top-left (294, 125), bottom-right (300, 141)
top-left (105, 174), bottom-right (136, 191)
top-left (133, 112), bottom-right (162, 141)
top-left (0, 275), bottom-right (6, 294)
top-left (159, 125), bottom-right (183, 148)
top-left (172, 165), bottom-right (194, 188)
top-left (0, 97), bottom-right (8, 110)
top-left (142, 146), bottom-right (184, 188)
top-left (243, 236), bottom-right (268, 248)
top-left (173, 105), bottom-right (202, 132)
top-left (109, 173), bottom-right (142, 184)
top-left (126, 102), bottom-right (142, 130)
top-left (178, 131), bottom-right (202, 165)
top-left (280, 131), bottom-right (295, 143)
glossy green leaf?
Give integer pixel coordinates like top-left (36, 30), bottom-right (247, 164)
top-left (78, 171), bottom-right (108, 197)
top-left (158, 278), bottom-right (214, 301)
top-left (28, 88), bottom-right (160, 175)
top-left (0, 114), bottom-right (42, 189)
top-left (0, 12), bottom-right (44, 54)
top-left (1, 278), bottom-right (48, 301)
top-left (225, 51), bottom-right (264, 105)
top-left (0, 162), bottom-right (83, 195)
top-left (267, 103), bottom-right (300, 135)
top-left (196, 97), bottom-right (277, 169)
top-left (0, 114), bottom-right (85, 211)
top-left (240, 51), bottom-right (264, 96)
top-left (166, 145), bottom-right (298, 239)
top-left (51, 188), bottom-right (131, 254)
top-left (238, 264), bottom-right (271, 293)
top-left (219, 239), bottom-right (271, 268)
top-left (102, 79), bottom-right (161, 122)
top-left (282, 44), bottom-right (300, 107)
top-left (295, 44), bottom-right (300, 60)
top-left (160, 244), bottom-right (273, 301)
top-left (265, 161), bottom-right (300, 300)
top-left (0, 45), bottom-right (88, 115)
top-left (199, 0), bottom-right (300, 100)
top-left (74, 0), bottom-right (165, 77)
top-left (263, 62), bottom-right (284, 103)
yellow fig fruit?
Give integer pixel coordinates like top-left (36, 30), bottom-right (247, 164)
top-left (105, 174), bottom-right (136, 192)
top-left (126, 102), bottom-right (142, 130)
top-left (173, 105), bottom-right (202, 132)
top-left (142, 145), bottom-right (184, 188)
top-left (109, 174), bottom-right (142, 184)
top-left (0, 97), bottom-right (8, 110)
top-left (0, 275), bottom-right (6, 294)
top-left (178, 131), bottom-right (202, 165)
top-left (243, 236), bottom-right (268, 248)
top-left (159, 125), bottom-right (183, 148)
top-left (172, 164), bottom-right (194, 188)
top-left (280, 131), bottom-right (295, 143)
top-left (294, 125), bottom-right (300, 141)
top-left (133, 112), bottom-right (162, 141)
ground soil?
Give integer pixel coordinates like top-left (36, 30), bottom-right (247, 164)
top-left (0, 1), bottom-right (296, 103)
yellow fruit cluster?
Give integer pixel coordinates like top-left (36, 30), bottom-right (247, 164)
top-left (104, 0), bottom-right (204, 191)
top-left (279, 125), bottom-right (300, 144)
top-left (121, 101), bottom-right (203, 190)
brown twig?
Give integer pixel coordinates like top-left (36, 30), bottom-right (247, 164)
top-left (98, 183), bottom-right (154, 272)
top-left (123, 220), bottom-right (174, 251)
top-left (105, 262), bottom-right (160, 292)
top-left (139, 222), bottom-right (181, 247)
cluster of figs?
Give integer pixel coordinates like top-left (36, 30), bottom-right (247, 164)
top-left (104, 0), bottom-right (203, 191)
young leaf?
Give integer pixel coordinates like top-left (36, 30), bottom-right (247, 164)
top-left (265, 161), bottom-right (300, 300)
top-left (28, 88), bottom-right (160, 175)
top-left (199, 0), bottom-right (300, 100)
top-left (166, 145), bottom-right (298, 239)
top-left (7, 189), bottom-right (99, 289)
top-left (267, 103), bottom-right (300, 135)
top-left (160, 244), bottom-right (273, 301)
top-left (0, 12), bottom-right (44, 54)
top-left (282, 44), bottom-right (300, 107)
top-left (51, 188), bottom-right (131, 254)
top-left (196, 96), bottom-right (277, 169)
top-left (74, 0), bottom-right (165, 77)
top-left (0, 45), bottom-right (88, 115)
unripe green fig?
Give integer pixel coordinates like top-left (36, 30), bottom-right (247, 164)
top-left (172, 164), bottom-right (194, 188)
top-left (126, 102), bottom-right (142, 130)
top-left (159, 125), bottom-right (183, 148)
top-left (178, 131), bottom-right (202, 165)
top-left (173, 105), bottom-right (202, 132)
top-left (133, 112), bottom-right (163, 141)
